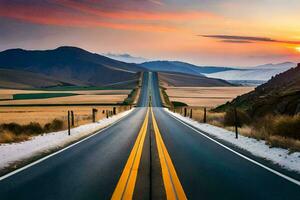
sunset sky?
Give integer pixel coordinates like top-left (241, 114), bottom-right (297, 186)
top-left (0, 0), bottom-right (300, 66)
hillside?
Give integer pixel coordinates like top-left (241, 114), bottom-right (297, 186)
top-left (216, 63), bottom-right (300, 117)
top-left (141, 61), bottom-right (235, 75)
top-left (0, 68), bottom-right (79, 89)
top-left (159, 72), bottom-right (234, 87)
top-left (0, 47), bottom-right (143, 89)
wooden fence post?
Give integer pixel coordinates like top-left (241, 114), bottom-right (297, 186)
top-left (71, 111), bottom-right (74, 127)
top-left (92, 108), bottom-right (98, 123)
top-left (68, 111), bottom-right (71, 136)
top-left (190, 109), bottom-right (193, 118)
top-left (184, 108), bottom-right (187, 117)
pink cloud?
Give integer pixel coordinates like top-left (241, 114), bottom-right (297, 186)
top-left (0, 2), bottom-right (180, 32)
top-left (55, 0), bottom-right (218, 21)
top-left (0, 1), bottom-right (220, 33)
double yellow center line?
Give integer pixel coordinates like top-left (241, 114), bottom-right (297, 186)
top-left (111, 108), bottom-right (149, 200)
top-left (111, 108), bottom-right (187, 200)
top-left (151, 108), bottom-right (187, 200)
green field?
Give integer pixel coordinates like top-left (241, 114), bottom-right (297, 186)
top-left (13, 93), bottom-right (78, 100)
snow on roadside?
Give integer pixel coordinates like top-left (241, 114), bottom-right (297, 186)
top-left (0, 109), bottom-right (134, 170)
top-left (165, 108), bottom-right (300, 174)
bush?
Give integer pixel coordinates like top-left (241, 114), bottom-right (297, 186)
top-left (0, 119), bottom-right (64, 143)
top-left (270, 115), bottom-right (300, 140)
top-left (0, 123), bottom-right (23, 135)
top-left (172, 101), bottom-right (188, 107)
top-left (23, 122), bottom-right (43, 135)
top-left (44, 119), bottom-right (64, 133)
top-left (224, 108), bottom-right (251, 127)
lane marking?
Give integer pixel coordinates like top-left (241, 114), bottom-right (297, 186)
top-left (0, 109), bottom-right (137, 182)
top-left (111, 108), bottom-right (149, 200)
top-left (167, 110), bottom-right (300, 187)
top-left (151, 108), bottom-right (187, 200)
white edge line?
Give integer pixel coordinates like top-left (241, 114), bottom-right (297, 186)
top-left (166, 110), bottom-right (300, 187)
top-left (0, 109), bottom-right (136, 182)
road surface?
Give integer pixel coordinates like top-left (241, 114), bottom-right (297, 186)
top-left (0, 72), bottom-right (299, 199)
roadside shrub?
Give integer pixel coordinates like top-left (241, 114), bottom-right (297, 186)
top-left (44, 119), bottom-right (64, 133)
top-left (0, 123), bottom-right (23, 135)
top-left (22, 122), bottom-right (43, 135)
top-left (0, 119), bottom-right (64, 143)
top-left (172, 101), bottom-right (188, 107)
top-left (270, 114), bottom-right (300, 140)
top-left (0, 130), bottom-right (30, 143)
top-left (224, 108), bottom-right (251, 127)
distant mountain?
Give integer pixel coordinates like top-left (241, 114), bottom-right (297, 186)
top-left (159, 72), bottom-right (234, 87)
top-left (104, 53), bottom-right (148, 64)
top-left (205, 62), bottom-right (296, 82)
top-left (251, 62), bottom-right (295, 70)
top-left (141, 61), bottom-right (235, 76)
top-left (0, 46), bottom-right (144, 89)
top-left (216, 63), bottom-right (300, 117)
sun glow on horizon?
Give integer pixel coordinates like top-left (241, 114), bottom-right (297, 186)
top-left (296, 47), bottom-right (300, 52)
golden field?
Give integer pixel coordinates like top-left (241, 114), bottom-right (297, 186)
top-left (0, 105), bottom-right (130, 126)
top-left (0, 89), bottom-right (131, 105)
top-left (165, 87), bottom-right (254, 107)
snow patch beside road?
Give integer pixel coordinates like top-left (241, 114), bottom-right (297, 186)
top-left (165, 108), bottom-right (300, 174)
top-left (0, 109), bottom-right (134, 170)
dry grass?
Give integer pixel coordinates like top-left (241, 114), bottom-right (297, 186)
top-left (0, 105), bottom-right (130, 143)
top-left (165, 87), bottom-right (254, 107)
top-left (174, 106), bottom-right (300, 152)
top-left (0, 130), bottom-right (30, 143)
top-left (0, 106), bottom-right (130, 126)
top-left (173, 107), bottom-right (225, 126)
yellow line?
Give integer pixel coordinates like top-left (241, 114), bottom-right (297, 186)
top-left (151, 107), bottom-right (187, 200)
top-left (111, 108), bottom-right (149, 200)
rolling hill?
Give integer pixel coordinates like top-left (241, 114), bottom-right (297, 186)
top-left (141, 61), bottom-right (235, 76)
top-left (216, 63), bottom-right (300, 117)
top-left (0, 68), bottom-right (77, 89)
top-left (158, 72), bottom-right (234, 87)
top-left (0, 46), bottom-right (143, 89)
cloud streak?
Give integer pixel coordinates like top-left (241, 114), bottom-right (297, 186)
top-left (0, 0), bottom-right (219, 33)
top-left (0, 1), bottom-right (178, 32)
top-left (201, 35), bottom-right (300, 45)
top-left (55, 0), bottom-right (217, 22)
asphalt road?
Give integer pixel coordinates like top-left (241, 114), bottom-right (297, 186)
top-left (0, 72), bottom-right (299, 199)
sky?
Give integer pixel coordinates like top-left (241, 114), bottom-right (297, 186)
top-left (0, 0), bottom-right (300, 66)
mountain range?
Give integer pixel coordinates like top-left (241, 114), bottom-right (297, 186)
top-left (0, 46), bottom-right (296, 89)
top-left (0, 46), bottom-right (234, 89)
